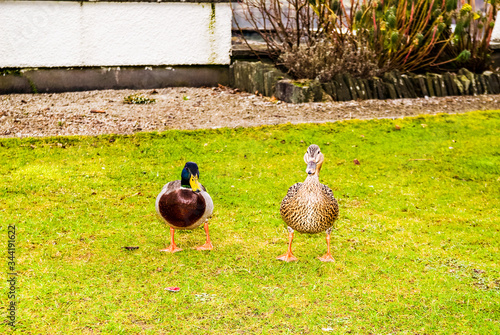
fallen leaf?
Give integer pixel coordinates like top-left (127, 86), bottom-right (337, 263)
top-left (218, 83), bottom-right (229, 91)
top-left (395, 124), bottom-right (401, 130)
top-left (166, 287), bottom-right (180, 292)
top-left (353, 159), bottom-right (360, 165)
top-left (90, 109), bottom-right (106, 114)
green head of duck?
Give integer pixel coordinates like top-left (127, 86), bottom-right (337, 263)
top-left (181, 162), bottom-right (202, 192)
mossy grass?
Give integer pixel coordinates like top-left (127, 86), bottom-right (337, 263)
top-left (1, 111), bottom-right (499, 334)
top-left (123, 93), bottom-right (156, 104)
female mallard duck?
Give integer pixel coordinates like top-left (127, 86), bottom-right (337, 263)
top-left (155, 162), bottom-right (214, 252)
top-left (278, 144), bottom-right (339, 262)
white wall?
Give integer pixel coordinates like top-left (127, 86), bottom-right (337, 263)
top-left (491, 11), bottom-right (500, 49)
top-left (0, 1), bottom-right (232, 67)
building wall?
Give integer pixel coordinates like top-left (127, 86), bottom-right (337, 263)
top-left (491, 10), bottom-right (500, 50)
top-left (0, 0), bottom-right (232, 68)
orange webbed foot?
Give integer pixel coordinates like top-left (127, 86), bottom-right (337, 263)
top-left (277, 252), bottom-right (298, 262)
top-left (195, 241), bottom-right (213, 251)
top-left (319, 228), bottom-right (335, 262)
top-left (318, 253), bottom-right (335, 262)
top-left (160, 245), bottom-right (183, 253)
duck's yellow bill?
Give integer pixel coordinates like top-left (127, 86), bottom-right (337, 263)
top-left (189, 175), bottom-right (202, 192)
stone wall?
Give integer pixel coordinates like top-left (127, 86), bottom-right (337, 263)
top-left (229, 61), bottom-right (500, 103)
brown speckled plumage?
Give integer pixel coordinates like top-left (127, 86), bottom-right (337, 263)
top-left (280, 180), bottom-right (338, 233)
top-left (280, 145), bottom-right (339, 233)
top-left (277, 145), bottom-right (339, 262)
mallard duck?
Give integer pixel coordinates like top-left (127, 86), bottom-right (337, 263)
top-left (155, 162), bottom-right (214, 252)
top-left (278, 144), bottom-right (339, 262)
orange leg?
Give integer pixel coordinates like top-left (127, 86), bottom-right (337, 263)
top-left (318, 228), bottom-right (335, 262)
top-left (195, 221), bottom-right (213, 251)
top-left (277, 227), bottom-right (298, 262)
top-left (160, 227), bottom-right (183, 253)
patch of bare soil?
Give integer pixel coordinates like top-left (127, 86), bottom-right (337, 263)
top-left (1, 86), bottom-right (499, 138)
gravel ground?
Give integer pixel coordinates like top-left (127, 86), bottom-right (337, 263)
top-left (1, 86), bottom-right (500, 138)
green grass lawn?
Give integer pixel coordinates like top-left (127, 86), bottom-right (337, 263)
top-left (1, 111), bottom-right (499, 334)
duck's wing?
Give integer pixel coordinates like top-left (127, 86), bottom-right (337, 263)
top-left (161, 180), bottom-right (181, 194)
top-left (320, 183), bottom-right (339, 221)
top-left (280, 182), bottom-right (303, 211)
top-left (320, 184), bottom-right (336, 201)
top-left (285, 182), bottom-right (302, 198)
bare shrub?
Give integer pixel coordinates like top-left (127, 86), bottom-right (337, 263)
top-left (233, 0), bottom-right (383, 79)
top-left (232, 0), bottom-right (332, 60)
top-left (279, 38), bottom-right (382, 82)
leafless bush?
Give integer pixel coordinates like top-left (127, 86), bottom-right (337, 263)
top-left (279, 38), bottom-right (382, 82)
top-left (232, 0), bottom-right (332, 60)
top-left (233, 0), bottom-right (379, 79)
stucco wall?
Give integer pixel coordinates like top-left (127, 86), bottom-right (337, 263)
top-left (0, 1), bottom-right (232, 68)
top-left (491, 11), bottom-right (500, 49)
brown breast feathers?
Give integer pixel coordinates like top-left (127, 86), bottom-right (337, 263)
top-left (158, 189), bottom-right (206, 228)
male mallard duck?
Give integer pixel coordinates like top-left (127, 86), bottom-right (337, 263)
top-left (155, 162), bottom-right (214, 252)
top-left (278, 144), bottom-right (339, 262)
